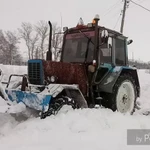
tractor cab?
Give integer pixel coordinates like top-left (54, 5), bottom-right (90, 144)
top-left (60, 16), bottom-right (130, 70)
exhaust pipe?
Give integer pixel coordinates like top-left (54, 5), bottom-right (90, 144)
top-left (46, 21), bottom-right (52, 61)
top-left (93, 15), bottom-right (100, 65)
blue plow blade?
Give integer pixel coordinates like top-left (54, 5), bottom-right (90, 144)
top-left (5, 89), bottom-right (52, 112)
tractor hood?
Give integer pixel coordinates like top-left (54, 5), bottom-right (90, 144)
top-left (28, 59), bottom-right (88, 96)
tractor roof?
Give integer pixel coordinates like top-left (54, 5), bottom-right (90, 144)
top-left (66, 25), bottom-right (127, 39)
top-left (64, 17), bottom-right (128, 39)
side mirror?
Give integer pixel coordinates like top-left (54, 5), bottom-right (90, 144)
top-left (101, 29), bottom-right (109, 44)
top-left (108, 37), bottom-right (112, 48)
top-left (63, 27), bottom-right (68, 32)
top-left (127, 39), bottom-right (133, 45)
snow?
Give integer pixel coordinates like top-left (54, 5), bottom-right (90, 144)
top-left (0, 65), bottom-right (150, 150)
top-left (40, 84), bottom-right (79, 96)
top-left (0, 82), bottom-right (9, 100)
top-left (0, 97), bottom-right (10, 113)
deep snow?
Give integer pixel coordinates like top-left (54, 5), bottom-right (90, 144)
top-left (0, 64), bottom-right (150, 150)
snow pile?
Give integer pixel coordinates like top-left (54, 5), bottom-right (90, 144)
top-left (136, 70), bottom-right (150, 115)
top-left (6, 102), bottom-right (26, 113)
top-left (0, 93), bottom-right (27, 114)
top-left (0, 107), bottom-right (150, 150)
top-left (0, 97), bottom-right (10, 113)
top-left (0, 63), bottom-right (27, 83)
top-left (0, 113), bottom-right (18, 138)
top-left (0, 64), bottom-right (27, 114)
top-left (0, 82), bottom-right (9, 100)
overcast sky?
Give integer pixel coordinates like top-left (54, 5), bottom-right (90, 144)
top-left (0, 0), bottom-right (150, 62)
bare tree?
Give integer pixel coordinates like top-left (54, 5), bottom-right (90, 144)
top-left (35, 20), bottom-right (49, 59)
top-left (5, 31), bottom-right (21, 64)
top-left (0, 30), bottom-right (22, 65)
top-left (18, 21), bottom-right (62, 61)
top-left (30, 33), bottom-right (38, 59)
top-left (0, 30), bottom-right (9, 64)
top-left (35, 47), bottom-right (40, 59)
top-left (35, 21), bottom-right (63, 60)
top-left (18, 22), bottom-right (38, 59)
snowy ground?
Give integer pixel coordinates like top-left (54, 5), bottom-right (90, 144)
top-left (0, 64), bottom-right (150, 150)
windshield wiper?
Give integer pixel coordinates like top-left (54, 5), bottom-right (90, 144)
top-left (79, 30), bottom-right (94, 45)
top-left (84, 38), bottom-right (91, 63)
top-left (78, 30), bottom-right (94, 63)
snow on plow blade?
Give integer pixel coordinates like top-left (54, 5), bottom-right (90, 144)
top-left (5, 89), bottom-right (52, 112)
top-left (4, 84), bottom-right (88, 113)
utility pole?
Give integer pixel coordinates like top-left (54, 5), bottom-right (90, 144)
top-left (120, 0), bottom-right (129, 33)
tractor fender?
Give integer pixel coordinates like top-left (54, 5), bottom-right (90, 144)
top-left (98, 66), bottom-right (140, 97)
top-left (43, 84), bottom-right (88, 108)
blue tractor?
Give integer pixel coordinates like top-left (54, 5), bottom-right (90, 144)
top-left (2, 15), bottom-right (140, 119)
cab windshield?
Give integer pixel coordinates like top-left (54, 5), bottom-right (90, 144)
top-left (62, 31), bottom-right (94, 63)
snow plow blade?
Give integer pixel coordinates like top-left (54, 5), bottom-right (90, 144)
top-left (5, 89), bottom-right (52, 112)
top-left (3, 84), bottom-right (87, 119)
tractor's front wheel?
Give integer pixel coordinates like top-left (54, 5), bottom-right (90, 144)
top-left (106, 74), bottom-right (137, 114)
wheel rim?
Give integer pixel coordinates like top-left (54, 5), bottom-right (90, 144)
top-left (116, 81), bottom-right (135, 114)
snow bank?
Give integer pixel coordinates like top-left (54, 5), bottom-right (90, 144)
top-left (0, 107), bottom-right (150, 150)
top-left (136, 70), bottom-right (150, 114)
top-left (0, 97), bottom-right (10, 113)
top-left (0, 64), bottom-right (27, 82)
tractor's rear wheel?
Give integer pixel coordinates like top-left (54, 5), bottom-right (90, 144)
top-left (103, 74), bottom-right (137, 114)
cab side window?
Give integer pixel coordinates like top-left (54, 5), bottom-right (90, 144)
top-left (99, 36), bottom-right (112, 64)
top-left (115, 38), bottom-right (126, 65)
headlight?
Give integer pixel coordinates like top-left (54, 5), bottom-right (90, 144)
top-left (88, 65), bottom-right (95, 73)
top-left (50, 76), bottom-right (56, 82)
